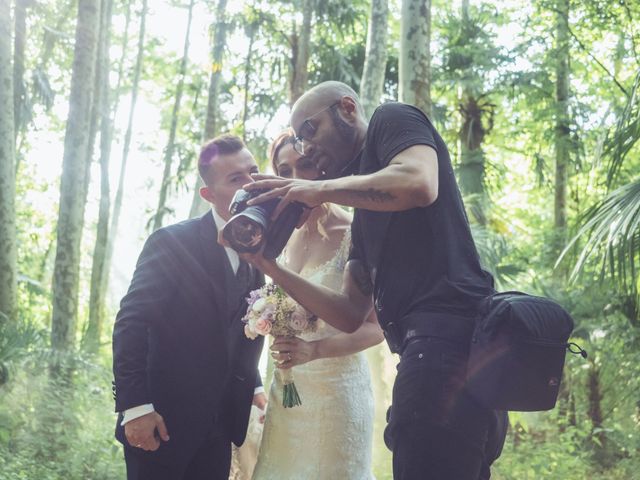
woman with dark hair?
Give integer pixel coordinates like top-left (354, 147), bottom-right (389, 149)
top-left (251, 130), bottom-right (383, 479)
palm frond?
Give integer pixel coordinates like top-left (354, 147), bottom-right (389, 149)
top-left (559, 177), bottom-right (640, 298)
top-left (605, 69), bottom-right (640, 188)
top-left (470, 224), bottom-right (523, 290)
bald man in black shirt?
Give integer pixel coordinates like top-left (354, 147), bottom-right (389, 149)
top-left (243, 81), bottom-right (507, 479)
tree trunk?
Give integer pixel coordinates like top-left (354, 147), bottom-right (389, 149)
top-left (13, 0), bottom-right (27, 143)
top-left (87, 0), bottom-right (132, 342)
top-left (554, 0), bottom-right (570, 244)
top-left (51, 0), bottom-right (101, 352)
top-left (399, 0), bottom-right (431, 115)
top-left (458, 96), bottom-right (487, 199)
top-left (84, 0), bottom-right (114, 354)
top-left (104, 0), bottom-right (148, 295)
top-left (189, 0), bottom-right (228, 219)
top-left (359, 0), bottom-right (388, 119)
top-left (557, 369), bottom-right (571, 433)
top-left (110, 0), bottom-right (132, 118)
top-left (456, 1), bottom-right (488, 225)
top-left (241, 22), bottom-right (257, 142)
top-left (152, 0), bottom-right (195, 232)
top-left (587, 358), bottom-right (607, 454)
top-left (289, 0), bottom-right (313, 106)
top-left (0, 0), bottom-right (17, 321)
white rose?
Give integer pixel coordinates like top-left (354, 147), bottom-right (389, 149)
top-left (252, 298), bottom-right (266, 314)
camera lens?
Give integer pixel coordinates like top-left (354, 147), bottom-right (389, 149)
top-left (223, 201), bottom-right (275, 253)
top-left (228, 216), bottom-right (265, 250)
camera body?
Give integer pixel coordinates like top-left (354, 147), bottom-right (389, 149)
top-left (221, 188), bottom-right (304, 259)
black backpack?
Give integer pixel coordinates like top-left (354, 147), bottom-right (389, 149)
top-left (466, 291), bottom-right (587, 411)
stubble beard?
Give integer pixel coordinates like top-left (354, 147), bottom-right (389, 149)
top-left (324, 109), bottom-right (357, 179)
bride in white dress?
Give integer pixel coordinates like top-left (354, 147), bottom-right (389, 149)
top-left (250, 131), bottom-right (383, 480)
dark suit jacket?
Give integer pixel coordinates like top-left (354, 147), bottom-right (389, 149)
top-left (112, 211), bottom-right (264, 466)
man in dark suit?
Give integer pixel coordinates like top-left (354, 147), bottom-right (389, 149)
top-left (112, 134), bottom-right (267, 480)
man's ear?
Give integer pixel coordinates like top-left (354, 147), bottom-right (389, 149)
top-left (200, 185), bottom-right (215, 204)
top-left (338, 96), bottom-right (358, 121)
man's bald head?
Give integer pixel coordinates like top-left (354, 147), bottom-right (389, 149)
top-left (291, 81), bottom-right (365, 119)
top-left (288, 81), bottom-right (369, 179)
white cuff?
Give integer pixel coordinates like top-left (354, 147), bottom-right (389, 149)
top-left (253, 386), bottom-right (265, 395)
top-left (121, 404), bottom-right (155, 426)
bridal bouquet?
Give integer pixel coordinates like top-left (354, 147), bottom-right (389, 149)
top-left (243, 284), bottom-right (317, 407)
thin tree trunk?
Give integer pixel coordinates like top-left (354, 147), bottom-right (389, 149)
top-left (203, 0), bottom-right (227, 142)
top-left (359, 0), bottom-right (388, 119)
top-left (189, 0), bottom-right (228, 219)
top-left (554, 0), bottom-right (570, 245)
top-left (557, 369), bottom-right (571, 433)
top-left (90, 0), bottom-right (131, 332)
top-left (110, 0), bottom-right (133, 119)
top-left (241, 22), bottom-right (256, 142)
top-left (399, 0), bottom-right (431, 115)
top-left (0, 0), bottom-right (17, 321)
top-left (152, 0), bottom-right (195, 232)
top-left (13, 0), bottom-right (27, 143)
top-left (84, 0), bottom-right (114, 354)
top-left (289, 0), bottom-right (313, 106)
top-left (458, 96), bottom-right (487, 199)
top-left (51, 0), bottom-right (101, 352)
top-left (104, 0), bottom-right (148, 294)
top-left (587, 358), bottom-right (606, 454)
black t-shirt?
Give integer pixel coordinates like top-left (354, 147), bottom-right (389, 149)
top-left (348, 102), bottom-right (495, 328)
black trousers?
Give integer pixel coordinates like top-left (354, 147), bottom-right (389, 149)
top-left (384, 336), bottom-right (508, 480)
top-left (123, 429), bottom-right (231, 480)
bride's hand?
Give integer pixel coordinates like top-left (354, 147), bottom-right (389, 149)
top-left (217, 230), bottom-right (277, 274)
top-left (239, 250), bottom-right (277, 275)
top-left (271, 336), bottom-right (318, 368)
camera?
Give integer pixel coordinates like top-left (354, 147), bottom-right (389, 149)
top-left (221, 188), bottom-right (305, 259)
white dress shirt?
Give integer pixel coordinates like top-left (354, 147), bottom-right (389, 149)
top-left (120, 209), bottom-right (263, 425)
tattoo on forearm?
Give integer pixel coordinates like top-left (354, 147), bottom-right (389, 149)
top-left (338, 188), bottom-right (396, 203)
top-left (349, 260), bottom-right (373, 296)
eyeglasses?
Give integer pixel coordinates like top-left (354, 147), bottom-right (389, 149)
top-left (293, 102), bottom-right (340, 155)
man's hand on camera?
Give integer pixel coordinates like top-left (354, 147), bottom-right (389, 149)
top-left (243, 174), bottom-right (325, 221)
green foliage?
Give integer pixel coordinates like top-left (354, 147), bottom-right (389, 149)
top-left (494, 427), bottom-right (593, 479)
top-left (0, 354), bottom-right (124, 480)
top-left (0, 314), bottom-right (43, 386)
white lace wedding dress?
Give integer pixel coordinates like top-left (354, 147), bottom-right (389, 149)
top-left (252, 231), bottom-right (375, 480)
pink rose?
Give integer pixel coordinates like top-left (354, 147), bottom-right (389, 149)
top-left (254, 317), bottom-right (272, 336)
top-left (244, 324), bottom-right (259, 340)
top-left (289, 306), bottom-right (309, 331)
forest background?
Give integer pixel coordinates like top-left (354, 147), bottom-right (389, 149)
top-left (0, 0), bottom-right (639, 478)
